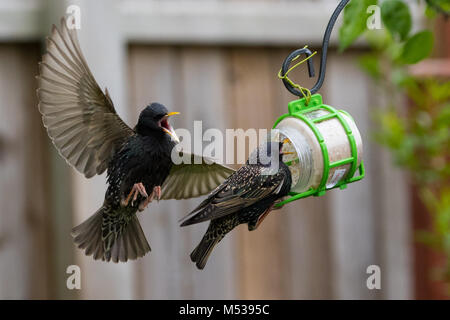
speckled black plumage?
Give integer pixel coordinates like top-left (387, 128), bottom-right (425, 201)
top-left (181, 141), bottom-right (292, 269)
top-left (72, 103), bottom-right (176, 262)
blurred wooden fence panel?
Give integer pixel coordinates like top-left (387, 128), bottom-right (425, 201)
top-left (228, 47), bottom-right (289, 299)
top-left (0, 44), bottom-right (51, 299)
top-left (44, 0), bottom-right (135, 299)
top-left (325, 52), bottom-right (412, 299)
top-left (270, 49), bottom-right (334, 300)
top-left (179, 47), bottom-right (236, 299)
top-left (325, 53), bottom-right (379, 299)
top-left (128, 46), bottom-right (236, 299)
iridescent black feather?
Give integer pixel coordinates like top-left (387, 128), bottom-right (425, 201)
top-left (72, 104), bottom-right (176, 262)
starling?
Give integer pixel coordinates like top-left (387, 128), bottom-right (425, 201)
top-left (37, 18), bottom-right (234, 262)
top-left (180, 141), bottom-right (293, 269)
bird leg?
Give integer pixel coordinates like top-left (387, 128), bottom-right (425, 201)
top-left (153, 186), bottom-right (162, 201)
top-left (121, 182), bottom-right (148, 207)
top-left (138, 186), bottom-right (162, 212)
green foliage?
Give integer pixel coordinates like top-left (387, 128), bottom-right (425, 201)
top-left (339, 0), bottom-right (436, 66)
top-left (381, 0), bottom-right (412, 40)
top-left (427, 0), bottom-right (450, 13)
top-left (399, 30), bottom-right (434, 64)
top-left (359, 54), bottom-right (382, 79)
top-left (339, 0), bottom-right (377, 51)
top-left (416, 187), bottom-right (450, 281)
top-left (339, 0), bottom-right (450, 290)
top-left (375, 80), bottom-right (450, 185)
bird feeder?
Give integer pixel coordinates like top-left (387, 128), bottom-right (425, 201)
top-left (273, 94), bottom-right (364, 206)
top-left (273, 0), bottom-right (365, 206)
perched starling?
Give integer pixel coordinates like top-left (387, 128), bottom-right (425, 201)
top-left (180, 141), bottom-right (293, 269)
top-left (37, 18), bottom-right (234, 262)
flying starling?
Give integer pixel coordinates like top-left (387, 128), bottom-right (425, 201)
top-left (180, 141), bottom-right (293, 269)
top-left (37, 18), bottom-right (234, 262)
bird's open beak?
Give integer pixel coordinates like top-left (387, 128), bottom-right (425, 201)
top-left (161, 112), bottom-right (180, 143)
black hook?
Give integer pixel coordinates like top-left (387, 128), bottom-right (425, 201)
top-left (281, 0), bottom-right (350, 97)
top-left (280, 47), bottom-right (316, 97)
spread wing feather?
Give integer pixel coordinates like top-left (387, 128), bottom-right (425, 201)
top-left (37, 18), bottom-right (133, 178)
top-left (161, 153), bottom-right (235, 200)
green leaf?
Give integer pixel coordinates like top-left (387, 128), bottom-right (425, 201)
top-left (381, 0), bottom-right (412, 41)
top-left (387, 41), bottom-right (404, 61)
top-left (425, 5), bottom-right (438, 19)
top-left (391, 69), bottom-right (414, 87)
top-left (427, 0), bottom-right (450, 14)
top-left (399, 30), bottom-right (434, 64)
top-left (339, 0), bottom-right (378, 51)
top-left (365, 28), bottom-right (392, 50)
top-left (358, 54), bottom-right (381, 79)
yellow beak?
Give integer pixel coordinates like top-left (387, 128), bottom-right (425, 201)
top-left (162, 112), bottom-right (180, 143)
top-left (282, 151), bottom-right (295, 155)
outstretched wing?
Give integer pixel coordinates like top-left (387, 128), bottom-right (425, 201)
top-left (161, 153), bottom-right (235, 200)
top-left (37, 18), bottom-right (134, 178)
top-left (179, 164), bottom-right (287, 226)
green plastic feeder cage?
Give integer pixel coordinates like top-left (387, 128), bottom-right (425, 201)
top-left (271, 0), bottom-right (366, 206)
top-left (273, 94), bottom-right (365, 207)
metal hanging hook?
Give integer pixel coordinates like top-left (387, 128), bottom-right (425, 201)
top-left (280, 47), bottom-right (316, 97)
top-left (280, 0), bottom-right (350, 97)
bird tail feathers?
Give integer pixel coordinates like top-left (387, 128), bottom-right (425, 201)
top-left (190, 231), bottom-right (223, 270)
top-left (71, 206), bottom-right (151, 262)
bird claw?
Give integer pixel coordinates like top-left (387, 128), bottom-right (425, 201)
top-left (121, 182), bottom-right (148, 207)
top-left (154, 186), bottom-right (161, 201)
top-left (138, 186), bottom-right (162, 211)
